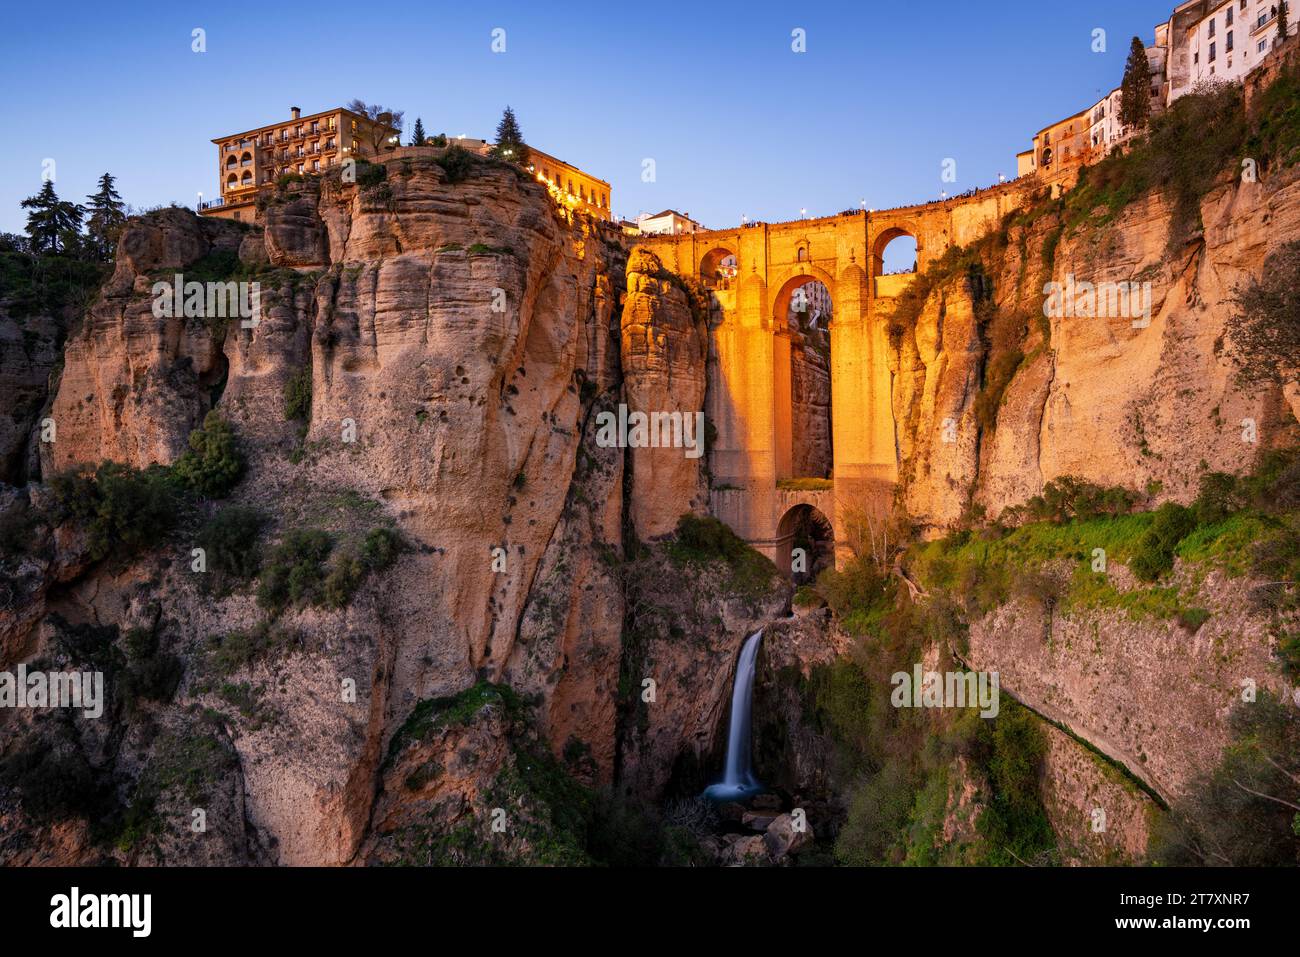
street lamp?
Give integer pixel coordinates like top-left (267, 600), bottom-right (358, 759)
top-left (197, 191), bottom-right (203, 210)
top-left (800, 207), bottom-right (807, 219)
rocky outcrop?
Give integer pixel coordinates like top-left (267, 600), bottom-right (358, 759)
top-left (620, 248), bottom-right (708, 540)
top-left (43, 210), bottom-right (239, 474)
top-left (966, 562), bottom-right (1285, 801)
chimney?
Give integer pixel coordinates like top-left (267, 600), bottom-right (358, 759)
top-left (291, 106), bottom-right (301, 120)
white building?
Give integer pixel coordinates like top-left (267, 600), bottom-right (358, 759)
top-left (1087, 88), bottom-right (1127, 155)
top-left (1166, 0), bottom-right (1298, 101)
top-left (636, 209), bottom-right (700, 235)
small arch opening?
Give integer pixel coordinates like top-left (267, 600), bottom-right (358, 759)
top-left (699, 247), bottom-right (738, 290)
top-left (777, 504), bottom-right (834, 583)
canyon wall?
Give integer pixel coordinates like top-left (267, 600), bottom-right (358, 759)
top-left (894, 164), bottom-right (1300, 532)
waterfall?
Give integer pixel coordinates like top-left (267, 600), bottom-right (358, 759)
top-left (704, 630), bottom-right (764, 802)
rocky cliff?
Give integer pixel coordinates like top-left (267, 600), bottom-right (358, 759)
top-left (892, 162), bottom-right (1300, 532)
top-left (0, 152), bottom-right (780, 866)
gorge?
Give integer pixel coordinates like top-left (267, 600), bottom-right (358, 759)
top-left (1, 56), bottom-right (1299, 868)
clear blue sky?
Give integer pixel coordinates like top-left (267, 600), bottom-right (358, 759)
top-left (0, 0), bottom-right (1177, 236)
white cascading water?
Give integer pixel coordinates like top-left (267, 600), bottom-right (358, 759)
top-left (704, 630), bottom-right (764, 801)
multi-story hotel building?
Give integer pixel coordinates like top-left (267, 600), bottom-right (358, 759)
top-left (526, 147), bottom-right (613, 221)
top-left (201, 105), bottom-right (399, 221)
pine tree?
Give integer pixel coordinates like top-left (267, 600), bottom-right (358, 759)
top-left (1280, 0), bottom-right (1291, 41)
top-left (21, 180), bottom-right (84, 255)
top-left (1119, 36), bottom-right (1152, 131)
top-left (491, 106), bottom-right (529, 165)
top-left (85, 172), bottom-right (126, 261)
top-left (410, 117), bottom-right (426, 146)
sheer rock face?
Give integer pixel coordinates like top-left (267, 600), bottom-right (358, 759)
top-left (967, 563), bottom-right (1285, 803)
top-left (892, 168), bottom-right (1300, 533)
top-left (4, 159), bottom-right (651, 865)
top-left (620, 248), bottom-right (709, 540)
top-left (44, 210), bottom-right (239, 475)
top-left (0, 305), bottom-right (63, 485)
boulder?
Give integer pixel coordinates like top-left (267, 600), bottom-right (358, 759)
top-left (763, 813), bottom-right (814, 859)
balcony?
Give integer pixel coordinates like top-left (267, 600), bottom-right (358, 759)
top-left (1251, 13), bottom-right (1278, 36)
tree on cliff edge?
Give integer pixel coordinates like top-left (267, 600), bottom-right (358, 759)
top-left (21, 180), bottom-right (84, 255)
top-left (1120, 37), bottom-right (1152, 131)
top-left (410, 117), bottom-right (426, 146)
top-left (491, 106), bottom-right (529, 165)
top-left (1280, 0), bottom-right (1291, 41)
top-left (84, 173), bottom-right (126, 261)
top-left (345, 99), bottom-right (405, 154)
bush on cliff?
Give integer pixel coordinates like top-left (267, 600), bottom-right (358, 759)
top-left (1150, 692), bottom-right (1300, 866)
top-left (435, 145), bottom-right (475, 183)
top-left (47, 461), bottom-right (180, 561)
top-left (1227, 239), bottom-right (1300, 390)
top-left (197, 505), bottom-right (264, 581)
top-left (1128, 502), bottom-right (1197, 582)
top-left (667, 513), bottom-right (778, 602)
top-left (173, 411), bottom-right (245, 499)
top-left (1065, 80), bottom-right (1247, 247)
top-left (257, 524), bottom-right (403, 613)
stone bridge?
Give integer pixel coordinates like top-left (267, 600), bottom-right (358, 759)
top-left (635, 181), bottom-right (1037, 573)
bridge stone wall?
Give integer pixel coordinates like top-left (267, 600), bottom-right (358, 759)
top-left (637, 180), bottom-right (1040, 568)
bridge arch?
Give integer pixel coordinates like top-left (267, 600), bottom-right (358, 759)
top-left (699, 245), bottom-right (738, 289)
top-left (871, 224), bottom-right (920, 279)
top-left (770, 267), bottom-right (836, 327)
top-left (776, 502), bottom-right (835, 582)
top-left (770, 271), bottom-right (834, 483)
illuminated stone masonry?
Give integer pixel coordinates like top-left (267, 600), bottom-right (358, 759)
top-left (637, 180), bottom-right (1040, 571)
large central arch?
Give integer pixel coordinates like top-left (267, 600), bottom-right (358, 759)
top-left (770, 271), bottom-right (835, 483)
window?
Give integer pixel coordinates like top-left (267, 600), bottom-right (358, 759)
top-left (1210, 41), bottom-right (1217, 62)
top-left (311, 121), bottom-right (319, 132)
top-left (1208, 18), bottom-right (1216, 37)
top-left (1259, 38), bottom-right (1269, 52)
top-left (1226, 6), bottom-right (1233, 26)
top-left (297, 164), bottom-right (304, 174)
top-left (1227, 30), bottom-right (1234, 52)
top-left (312, 160), bottom-right (320, 171)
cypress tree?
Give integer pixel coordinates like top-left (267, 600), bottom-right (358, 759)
top-left (1119, 37), bottom-right (1152, 131)
top-left (410, 117), bottom-right (426, 146)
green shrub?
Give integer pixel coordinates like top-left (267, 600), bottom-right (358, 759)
top-left (197, 505), bottom-right (264, 580)
top-left (1193, 471), bottom-right (1242, 524)
top-left (1129, 502), bottom-right (1196, 582)
top-left (256, 528), bottom-right (333, 611)
top-left (173, 411), bottom-right (245, 498)
top-left (354, 161), bottom-right (386, 188)
top-left (666, 514), bottom-right (777, 601)
top-left (1006, 475), bottom-right (1137, 526)
top-left (970, 698), bottom-right (1057, 866)
top-left (284, 365), bottom-right (312, 423)
top-left (435, 145), bottom-right (475, 183)
top-left (47, 461), bottom-right (179, 561)
top-left (360, 526), bottom-right (403, 569)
